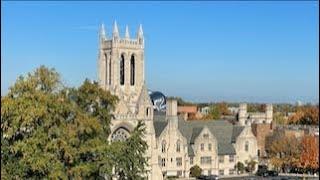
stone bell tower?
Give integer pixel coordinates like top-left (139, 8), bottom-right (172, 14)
top-left (98, 21), bottom-right (148, 118)
top-left (97, 21), bottom-right (162, 180)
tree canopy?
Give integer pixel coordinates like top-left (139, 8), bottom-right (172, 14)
top-left (189, 165), bottom-right (202, 177)
top-left (1, 66), bottom-right (148, 179)
top-left (299, 135), bottom-right (319, 171)
top-left (288, 106), bottom-right (319, 125)
top-left (267, 132), bottom-right (319, 174)
top-left (204, 102), bottom-right (230, 120)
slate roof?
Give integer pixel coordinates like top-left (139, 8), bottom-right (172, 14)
top-left (153, 115), bottom-right (244, 156)
top-left (231, 126), bottom-right (244, 143)
top-left (153, 115), bottom-right (167, 137)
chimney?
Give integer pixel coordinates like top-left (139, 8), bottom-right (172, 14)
top-left (166, 98), bottom-right (179, 138)
top-left (239, 103), bottom-right (248, 126)
top-left (166, 99), bottom-right (177, 117)
top-left (266, 104), bottom-right (273, 124)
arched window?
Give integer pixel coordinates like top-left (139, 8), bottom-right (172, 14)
top-left (104, 53), bottom-right (108, 85)
top-left (130, 55), bottom-right (135, 86)
top-left (245, 141), bottom-right (249, 152)
top-left (120, 54), bottom-right (125, 85)
top-left (111, 127), bottom-right (130, 142)
top-left (176, 140), bottom-right (181, 152)
top-left (146, 108), bottom-right (149, 116)
top-left (162, 140), bottom-right (166, 153)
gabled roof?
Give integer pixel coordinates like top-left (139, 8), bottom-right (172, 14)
top-left (218, 143), bottom-right (236, 155)
top-left (153, 115), bottom-right (167, 137)
top-left (153, 115), bottom-right (244, 156)
top-left (137, 84), bottom-right (152, 107)
top-left (232, 126), bottom-right (245, 143)
top-left (190, 127), bottom-right (203, 144)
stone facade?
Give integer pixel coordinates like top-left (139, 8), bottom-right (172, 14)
top-left (97, 22), bottom-right (162, 180)
top-left (97, 22), bottom-right (259, 179)
top-left (154, 100), bottom-right (258, 178)
top-left (238, 103), bottom-right (273, 126)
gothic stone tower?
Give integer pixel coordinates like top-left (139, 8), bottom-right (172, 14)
top-left (97, 21), bottom-right (162, 180)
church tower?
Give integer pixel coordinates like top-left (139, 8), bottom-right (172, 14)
top-left (97, 22), bottom-right (162, 180)
top-left (98, 21), bottom-right (149, 119)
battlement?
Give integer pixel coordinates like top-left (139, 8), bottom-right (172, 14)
top-left (101, 38), bottom-right (143, 50)
top-left (99, 21), bottom-right (144, 49)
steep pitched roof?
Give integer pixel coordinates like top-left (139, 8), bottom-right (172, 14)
top-left (190, 127), bottom-right (204, 144)
top-left (232, 126), bottom-right (245, 143)
top-left (153, 115), bottom-right (244, 156)
top-left (137, 84), bottom-right (152, 107)
top-left (218, 143), bottom-right (236, 155)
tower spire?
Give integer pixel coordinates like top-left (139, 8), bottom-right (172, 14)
top-left (112, 20), bottom-right (119, 38)
top-left (137, 24), bottom-right (144, 45)
top-left (100, 23), bottom-right (107, 40)
top-left (137, 24), bottom-right (143, 38)
top-left (125, 25), bottom-right (130, 39)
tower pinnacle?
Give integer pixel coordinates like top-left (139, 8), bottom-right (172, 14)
top-left (125, 25), bottom-right (130, 39)
top-left (137, 24), bottom-right (143, 38)
top-left (112, 20), bottom-right (119, 38)
top-left (100, 23), bottom-right (106, 40)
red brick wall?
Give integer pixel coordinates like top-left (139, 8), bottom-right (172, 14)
top-left (251, 123), bottom-right (272, 157)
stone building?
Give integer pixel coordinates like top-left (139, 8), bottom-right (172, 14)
top-left (154, 99), bottom-right (258, 178)
top-left (97, 22), bottom-right (259, 179)
top-left (238, 103), bottom-right (273, 126)
top-left (97, 21), bottom-right (162, 180)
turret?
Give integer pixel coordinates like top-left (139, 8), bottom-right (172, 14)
top-left (239, 103), bottom-right (248, 126)
top-left (125, 25), bottom-right (130, 39)
top-left (265, 104), bottom-right (273, 123)
top-left (100, 23), bottom-right (107, 41)
top-left (137, 24), bottom-right (144, 45)
top-left (112, 20), bottom-right (119, 41)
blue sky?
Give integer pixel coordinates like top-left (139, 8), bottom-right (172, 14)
top-left (1, 1), bottom-right (319, 103)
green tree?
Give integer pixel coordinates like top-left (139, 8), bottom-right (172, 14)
top-left (206, 102), bottom-right (230, 120)
top-left (113, 121), bottom-right (148, 180)
top-left (1, 66), bottom-right (148, 179)
top-left (189, 165), bottom-right (202, 177)
top-left (273, 112), bottom-right (287, 125)
top-left (245, 160), bottom-right (257, 173)
top-left (234, 162), bottom-right (245, 174)
top-left (208, 105), bottom-right (221, 119)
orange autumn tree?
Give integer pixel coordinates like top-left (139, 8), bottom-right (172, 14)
top-left (269, 135), bottom-right (301, 172)
top-left (288, 106), bottom-right (319, 125)
top-left (299, 135), bottom-right (319, 171)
